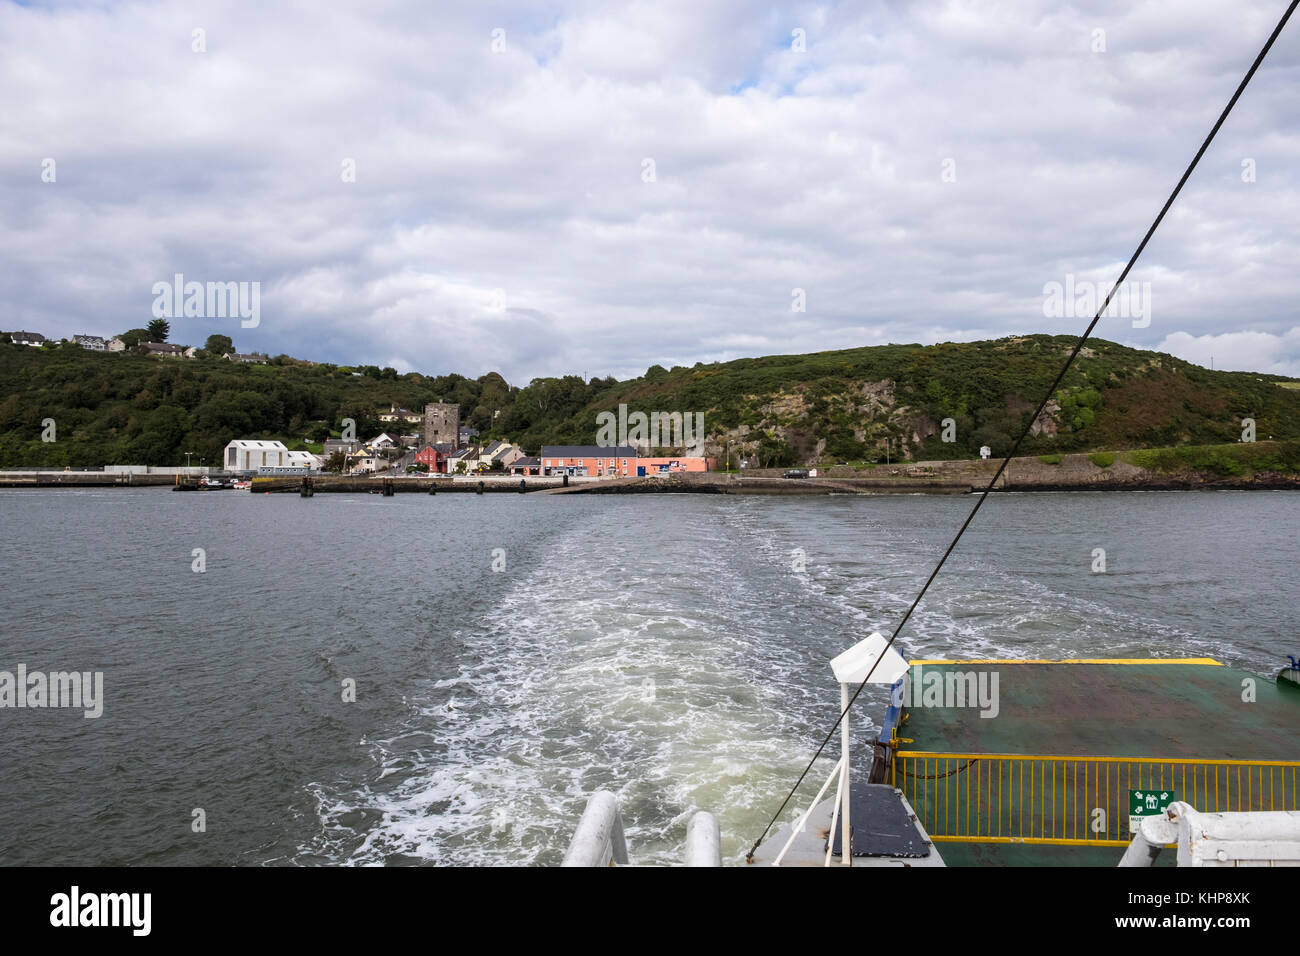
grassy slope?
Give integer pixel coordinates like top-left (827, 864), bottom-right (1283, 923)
top-left (2, 334), bottom-right (1297, 468)
top-left (549, 335), bottom-right (1300, 464)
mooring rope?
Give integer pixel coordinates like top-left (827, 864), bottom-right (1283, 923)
top-left (746, 0), bottom-right (1300, 862)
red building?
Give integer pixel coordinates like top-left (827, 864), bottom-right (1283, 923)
top-left (414, 444), bottom-right (443, 473)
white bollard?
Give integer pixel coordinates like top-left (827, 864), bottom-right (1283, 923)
top-left (685, 812), bottom-right (722, 866)
top-left (562, 791), bottom-right (630, 867)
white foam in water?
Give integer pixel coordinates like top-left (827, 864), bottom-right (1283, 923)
top-left (294, 494), bottom-right (1290, 865)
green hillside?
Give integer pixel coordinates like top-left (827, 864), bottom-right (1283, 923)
top-left (1, 334), bottom-right (1296, 468)
top-left (524, 335), bottom-right (1300, 466)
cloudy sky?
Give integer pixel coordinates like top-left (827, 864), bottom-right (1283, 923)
top-left (3, 0), bottom-right (1298, 382)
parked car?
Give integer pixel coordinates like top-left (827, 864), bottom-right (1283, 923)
top-left (783, 469), bottom-right (809, 479)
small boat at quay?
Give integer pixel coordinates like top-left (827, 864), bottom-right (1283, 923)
top-left (171, 476), bottom-right (232, 491)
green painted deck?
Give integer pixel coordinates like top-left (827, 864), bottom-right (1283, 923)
top-left (885, 659), bottom-right (1300, 866)
top-left (899, 659), bottom-right (1298, 759)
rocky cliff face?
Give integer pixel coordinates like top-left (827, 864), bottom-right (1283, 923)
top-left (573, 335), bottom-right (1300, 467)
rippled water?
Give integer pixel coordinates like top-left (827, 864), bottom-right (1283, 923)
top-left (0, 488), bottom-right (1295, 865)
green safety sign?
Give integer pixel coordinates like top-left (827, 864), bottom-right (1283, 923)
top-left (1129, 789), bottom-right (1174, 816)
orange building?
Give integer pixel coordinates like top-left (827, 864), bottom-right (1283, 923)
top-left (540, 445), bottom-right (637, 477)
top-left (635, 456), bottom-right (712, 474)
top-left (539, 446), bottom-right (714, 477)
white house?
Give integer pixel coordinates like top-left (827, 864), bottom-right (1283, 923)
top-left (479, 441), bottom-right (524, 469)
top-left (73, 334), bottom-right (106, 350)
top-left (224, 440), bottom-right (320, 472)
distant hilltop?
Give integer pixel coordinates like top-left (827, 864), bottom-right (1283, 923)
top-left (1, 333), bottom-right (1297, 470)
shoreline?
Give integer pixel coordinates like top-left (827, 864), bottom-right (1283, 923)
top-left (2, 471), bottom-right (1298, 494)
top-left (3, 445), bottom-right (1297, 494)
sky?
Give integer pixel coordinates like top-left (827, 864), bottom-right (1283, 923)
top-left (2, 0), bottom-right (1298, 382)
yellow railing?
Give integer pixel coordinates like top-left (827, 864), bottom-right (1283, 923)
top-left (892, 751), bottom-right (1300, 846)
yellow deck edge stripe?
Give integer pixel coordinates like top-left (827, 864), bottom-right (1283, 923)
top-left (895, 751), bottom-right (1300, 767)
top-left (928, 836), bottom-right (1143, 848)
top-left (906, 657), bottom-right (1223, 666)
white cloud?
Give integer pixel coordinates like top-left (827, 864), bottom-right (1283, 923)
top-left (1157, 327), bottom-right (1300, 376)
top-left (1, 0), bottom-right (1297, 380)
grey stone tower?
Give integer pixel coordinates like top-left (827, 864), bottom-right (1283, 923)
top-left (424, 402), bottom-right (460, 448)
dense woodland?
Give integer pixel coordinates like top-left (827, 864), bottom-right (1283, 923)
top-left (1, 333), bottom-right (1297, 469)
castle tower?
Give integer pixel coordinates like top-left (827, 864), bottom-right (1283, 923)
top-left (424, 402), bottom-right (460, 449)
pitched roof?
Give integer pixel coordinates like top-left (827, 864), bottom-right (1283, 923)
top-left (541, 445), bottom-right (637, 457)
top-left (226, 439), bottom-right (287, 450)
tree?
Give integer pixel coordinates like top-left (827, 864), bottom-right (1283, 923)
top-left (204, 334), bottom-right (233, 356)
top-left (119, 328), bottom-right (151, 348)
top-left (146, 319), bottom-right (171, 342)
top-left (323, 451), bottom-right (346, 473)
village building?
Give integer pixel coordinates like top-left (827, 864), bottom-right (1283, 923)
top-left (414, 444), bottom-right (444, 472)
top-left (423, 402), bottom-right (459, 449)
top-left (445, 446), bottom-right (483, 473)
top-left (509, 456), bottom-right (540, 476)
top-left (322, 438), bottom-right (361, 460)
top-left (73, 334), bottom-right (106, 350)
top-left (224, 440), bottom-right (319, 472)
top-left (540, 445), bottom-right (638, 478)
top-left (106, 337), bottom-right (127, 352)
top-left (6, 330), bottom-right (46, 347)
top-left (224, 352), bottom-right (268, 364)
top-left (480, 440), bottom-right (524, 469)
top-left (635, 456), bottom-right (712, 475)
top-left (379, 404), bottom-right (423, 426)
top-left (142, 342), bottom-right (193, 359)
